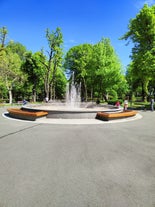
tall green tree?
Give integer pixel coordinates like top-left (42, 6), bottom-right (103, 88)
top-left (121, 4), bottom-right (155, 101)
top-left (64, 39), bottom-right (127, 101)
top-left (21, 51), bottom-right (46, 102)
top-left (53, 67), bottom-right (67, 99)
top-left (0, 48), bottom-right (23, 103)
top-left (64, 44), bottom-right (93, 100)
top-left (0, 27), bottom-right (25, 103)
top-left (43, 27), bottom-right (63, 100)
top-left (93, 38), bottom-right (126, 100)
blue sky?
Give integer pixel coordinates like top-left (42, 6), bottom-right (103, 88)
top-left (0, 0), bottom-right (155, 69)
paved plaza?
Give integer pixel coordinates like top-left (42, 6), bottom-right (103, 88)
top-left (0, 106), bottom-right (155, 207)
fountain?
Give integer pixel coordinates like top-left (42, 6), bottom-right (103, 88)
top-left (21, 73), bottom-right (121, 119)
top-left (65, 72), bottom-right (81, 109)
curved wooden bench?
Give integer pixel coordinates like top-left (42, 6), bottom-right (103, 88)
top-left (7, 108), bottom-right (48, 121)
top-left (96, 110), bottom-right (137, 121)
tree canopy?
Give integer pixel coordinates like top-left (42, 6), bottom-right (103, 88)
top-left (64, 38), bottom-right (128, 101)
top-left (0, 26), bottom-right (66, 103)
top-left (121, 4), bottom-right (155, 101)
top-left (0, 25), bottom-right (129, 103)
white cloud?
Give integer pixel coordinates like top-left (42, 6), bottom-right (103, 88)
top-left (144, 0), bottom-right (155, 5)
top-left (135, 0), bottom-right (155, 9)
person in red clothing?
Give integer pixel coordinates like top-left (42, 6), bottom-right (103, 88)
top-left (115, 101), bottom-right (120, 108)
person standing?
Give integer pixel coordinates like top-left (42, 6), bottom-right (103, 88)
top-left (45, 97), bottom-right (49, 103)
top-left (123, 98), bottom-right (128, 111)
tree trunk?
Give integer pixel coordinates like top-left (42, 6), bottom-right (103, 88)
top-left (53, 84), bottom-right (56, 100)
top-left (142, 79), bottom-right (149, 102)
top-left (50, 83), bottom-right (53, 101)
top-left (90, 88), bottom-right (93, 100)
top-left (9, 89), bottom-right (12, 104)
top-left (83, 77), bottom-right (87, 101)
top-left (50, 61), bottom-right (57, 101)
top-left (32, 89), bottom-right (36, 102)
top-left (103, 93), bottom-right (108, 102)
top-left (45, 72), bottom-right (50, 99)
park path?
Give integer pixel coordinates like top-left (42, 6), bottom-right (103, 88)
top-left (0, 107), bottom-right (155, 207)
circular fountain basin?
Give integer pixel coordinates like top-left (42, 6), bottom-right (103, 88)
top-left (22, 102), bottom-right (122, 119)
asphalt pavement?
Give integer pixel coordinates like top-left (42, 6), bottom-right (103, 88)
top-left (0, 106), bottom-right (155, 207)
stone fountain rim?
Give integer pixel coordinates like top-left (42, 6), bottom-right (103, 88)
top-left (22, 103), bottom-right (122, 113)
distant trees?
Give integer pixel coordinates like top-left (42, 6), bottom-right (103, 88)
top-left (121, 4), bottom-right (155, 101)
top-left (0, 28), bottom-right (25, 103)
top-left (0, 25), bottom-right (130, 104)
top-left (64, 43), bottom-right (93, 101)
top-left (0, 26), bottom-right (66, 103)
top-left (21, 51), bottom-right (46, 102)
top-left (2, 4), bottom-right (155, 104)
top-left (0, 48), bottom-right (23, 103)
top-left (64, 38), bottom-right (128, 101)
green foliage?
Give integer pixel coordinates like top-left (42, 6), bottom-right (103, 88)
top-left (21, 51), bottom-right (46, 100)
top-left (121, 4), bottom-right (155, 101)
top-left (55, 68), bottom-right (67, 99)
top-left (0, 26), bottom-right (129, 102)
top-left (0, 26), bottom-right (8, 48)
top-left (107, 89), bottom-right (118, 100)
top-left (44, 27), bottom-right (64, 99)
top-left (64, 38), bottom-right (128, 101)
top-left (64, 43), bottom-right (93, 100)
top-left (0, 76), bottom-right (7, 99)
top-left (6, 41), bottom-right (27, 61)
top-left (0, 47), bottom-right (24, 103)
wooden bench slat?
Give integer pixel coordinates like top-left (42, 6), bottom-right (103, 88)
top-left (7, 108), bottom-right (48, 121)
top-left (96, 110), bottom-right (137, 121)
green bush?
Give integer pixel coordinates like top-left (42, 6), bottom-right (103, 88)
top-left (0, 99), bottom-right (9, 103)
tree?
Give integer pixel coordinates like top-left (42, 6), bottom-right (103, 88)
top-left (64, 39), bottom-right (127, 101)
top-left (64, 44), bottom-right (93, 101)
top-left (0, 27), bottom-right (22, 103)
top-left (0, 28), bottom-right (27, 103)
top-left (7, 41), bottom-right (27, 61)
top-left (54, 67), bottom-right (67, 99)
top-left (43, 27), bottom-right (63, 100)
top-left (0, 26), bottom-right (8, 50)
top-left (21, 51), bottom-right (46, 102)
top-left (90, 38), bottom-right (126, 101)
top-left (0, 76), bottom-right (8, 100)
top-left (121, 4), bottom-right (155, 101)
top-left (0, 48), bottom-right (23, 103)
